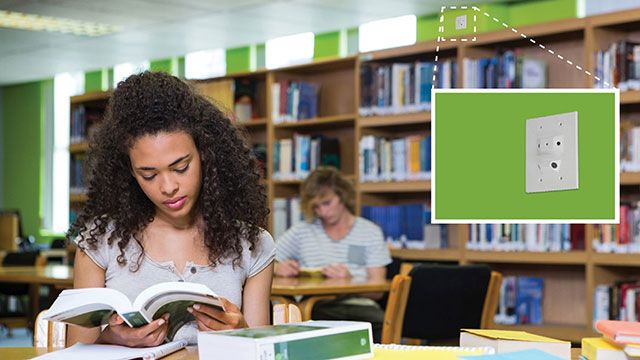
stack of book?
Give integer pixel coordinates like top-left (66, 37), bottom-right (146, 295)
top-left (582, 320), bottom-right (640, 359)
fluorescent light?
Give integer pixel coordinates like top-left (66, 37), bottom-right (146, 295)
top-left (266, 32), bottom-right (314, 69)
top-left (359, 15), bottom-right (417, 52)
top-left (0, 9), bottom-right (119, 36)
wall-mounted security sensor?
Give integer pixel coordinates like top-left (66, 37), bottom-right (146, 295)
top-left (455, 15), bottom-right (467, 30)
top-left (525, 112), bottom-right (578, 193)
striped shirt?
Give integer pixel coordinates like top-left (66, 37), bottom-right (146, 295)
top-left (275, 217), bottom-right (391, 280)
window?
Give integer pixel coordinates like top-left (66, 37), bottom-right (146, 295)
top-left (48, 72), bottom-right (84, 234)
top-left (359, 15), bottom-right (416, 53)
top-left (113, 61), bottom-right (150, 88)
top-left (266, 32), bottom-right (314, 69)
top-left (185, 49), bottom-right (226, 79)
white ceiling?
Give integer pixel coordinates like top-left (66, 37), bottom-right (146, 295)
top-left (0, 0), bottom-right (512, 86)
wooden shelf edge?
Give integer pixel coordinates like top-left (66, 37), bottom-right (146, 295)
top-left (465, 251), bottom-right (587, 264)
top-left (620, 91), bottom-right (640, 105)
top-left (390, 248), bottom-right (460, 261)
top-left (358, 111), bottom-right (431, 128)
top-left (592, 253), bottom-right (640, 266)
top-left (71, 91), bottom-right (111, 104)
top-left (621, 172), bottom-right (640, 185)
top-left (273, 114), bottom-right (356, 128)
top-left (236, 118), bottom-right (267, 128)
top-left (359, 40), bottom-right (456, 61)
top-left (69, 192), bottom-right (87, 203)
top-left (359, 180), bottom-right (431, 193)
top-left (69, 142), bottom-right (89, 153)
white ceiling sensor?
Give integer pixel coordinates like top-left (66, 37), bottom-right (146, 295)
top-left (525, 112), bottom-right (579, 193)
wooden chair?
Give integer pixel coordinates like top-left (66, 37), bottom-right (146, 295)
top-left (388, 263), bottom-right (502, 344)
top-left (0, 251), bottom-right (46, 336)
top-left (380, 274), bottom-right (412, 344)
top-left (34, 303), bottom-right (303, 349)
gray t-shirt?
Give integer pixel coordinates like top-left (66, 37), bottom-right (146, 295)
top-left (76, 224), bottom-right (275, 344)
top-left (275, 217), bottom-right (392, 280)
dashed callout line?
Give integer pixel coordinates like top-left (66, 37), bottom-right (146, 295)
top-left (432, 5), bottom-right (613, 89)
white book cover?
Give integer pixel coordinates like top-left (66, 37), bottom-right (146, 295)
top-left (198, 320), bottom-right (373, 360)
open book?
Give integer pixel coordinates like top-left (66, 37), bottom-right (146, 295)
top-left (44, 282), bottom-right (222, 340)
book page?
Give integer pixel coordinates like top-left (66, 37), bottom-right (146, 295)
top-left (133, 282), bottom-right (223, 340)
top-left (44, 288), bottom-right (132, 327)
top-left (33, 340), bottom-right (188, 360)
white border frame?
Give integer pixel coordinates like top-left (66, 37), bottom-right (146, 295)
top-left (431, 88), bottom-right (620, 224)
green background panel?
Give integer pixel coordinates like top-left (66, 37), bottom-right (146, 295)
top-left (417, 14), bottom-right (438, 42)
top-left (2, 81), bottom-right (47, 240)
top-left (149, 58), bottom-right (174, 74)
top-left (314, 31), bottom-right (342, 59)
top-left (226, 46), bottom-right (252, 74)
top-left (509, 0), bottom-right (577, 27)
top-left (441, 4), bottom-right (509, 38)
top-left (84, 70), bottom-right (103, 93)
top-left (434, 91), bottom-right (616, 221)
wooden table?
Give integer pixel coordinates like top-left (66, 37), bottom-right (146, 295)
top-left (271, 276), bottom-right (390, 320)
top-left (0, 346), bottom-right (583, 359)
top-left (0, 265), bottom-right (74, 325)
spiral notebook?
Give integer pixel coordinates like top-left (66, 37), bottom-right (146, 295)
top-left (373, 343), bottom-right (495, 360)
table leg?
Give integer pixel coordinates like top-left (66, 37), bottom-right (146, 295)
top-left (29, 283), bottom-right (40, 328)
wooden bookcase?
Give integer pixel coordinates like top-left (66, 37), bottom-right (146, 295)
top-left (67, 7), bottom-right (640, 343)
top-left (68, 91), bottom-right (111, 209)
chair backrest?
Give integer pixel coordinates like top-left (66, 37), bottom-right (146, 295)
top-left (400, 263), bottom-right (499, 341)
top-left (2, 251), bottom-right (43, 267)
top-left (35, 303), bottom-right (304, 348)
top-left (0, 212), bottom-right (20, 251)
top-left (380, 274), bottom-right (412, 344)
top-left (272, 303), bottom-right (302, 325)
top-left (34, 309), bottom-right (67, 349)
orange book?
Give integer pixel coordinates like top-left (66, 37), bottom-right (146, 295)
top-left (596, 320), bottom-right (640, 345)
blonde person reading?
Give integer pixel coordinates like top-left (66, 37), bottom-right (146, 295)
top-left (274, 167), bottom-right (391, 342)
top-left (67, 71), bottom-right (274, 346)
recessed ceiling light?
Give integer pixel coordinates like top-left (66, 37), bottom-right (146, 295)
top-left (0, 10), bottom-right (120, 36)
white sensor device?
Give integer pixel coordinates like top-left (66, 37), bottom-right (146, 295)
top-left (525, 111), bottom-right (579, 193)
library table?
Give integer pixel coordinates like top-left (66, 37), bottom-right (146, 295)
top-left (0, 346), bottom-right (583, 359)
top-left (0, 265), bottom-right (74, 325)
top-left (271, 276), bottom-right (390, 320)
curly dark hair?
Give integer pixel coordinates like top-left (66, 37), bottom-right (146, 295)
top-left (68, 71), bottom-right (268, 270)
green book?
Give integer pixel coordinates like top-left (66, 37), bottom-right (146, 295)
top-left (44, 282), bottom-right (223, 340)
top-left (198, 320), bottom-right (373, 360)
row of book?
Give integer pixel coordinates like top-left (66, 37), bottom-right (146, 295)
top-left (592, 204), bottom-right (640, 253)
top-left (467, 224), bottom-right (584, 252)
top-left (272, 135), bottom-right (340, 180)
top-left (462, 51), bottom-right (547, 89)
top-left (360, 203), bottom-right (448, 247)
top-left (70, 105), bottom-right (103, 144)
top-left (272, 197), bottom-right (304, 240)
top-left (620, 123), bottom-right (640, 172)
top-left (358, 61), bottom-right (433, 116)
top-left (359, 134), bottom-right (431, 182)
top-left (594, 39), bottom-right (640, 91)
top-left (494, 276), bottom-right (543, 325)
top-left (594, 280), bottom-right (640, 324)
top-left (69, 155), bottom-right (86, 193)
top-left (271, 80), bottom-right (319, 123)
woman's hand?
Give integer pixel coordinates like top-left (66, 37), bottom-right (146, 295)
top-left (96, 313), bottom-right (170, 347)
top-left (188, 297), bottom-right (248, 331)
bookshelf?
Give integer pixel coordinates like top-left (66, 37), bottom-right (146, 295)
top-left (68, 91), bottom-right (111, 213)
top-left (65, 7), bottom-right (640, 343)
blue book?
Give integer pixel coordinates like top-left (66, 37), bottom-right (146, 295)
top-left (516, 277), bottom-right (544, 325)
top-left (297, 82), bottom-right (319, 120)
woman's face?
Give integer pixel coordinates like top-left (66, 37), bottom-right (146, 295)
top-left (129, 130), bottom-right (202, 226)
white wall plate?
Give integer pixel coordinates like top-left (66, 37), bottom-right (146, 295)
top-left (525, 111), bottom-right (579, 193)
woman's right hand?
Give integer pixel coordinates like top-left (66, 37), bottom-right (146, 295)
top-left (274, 260), bottom-right (300, 277)
top-left (96, 313), bottom-right (170, 347)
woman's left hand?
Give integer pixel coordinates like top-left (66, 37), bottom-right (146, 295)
top-left (188, 297), bottom-right (248, 331)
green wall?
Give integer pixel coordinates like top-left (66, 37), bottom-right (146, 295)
top-left (2, 80), bottom-right (49, 241)
top-left (509, 0), bottom-right (577, 27)
top-left (226, 46), bottom-right (252, 74)
top-left (434, 91), bottom-right (616, 221)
